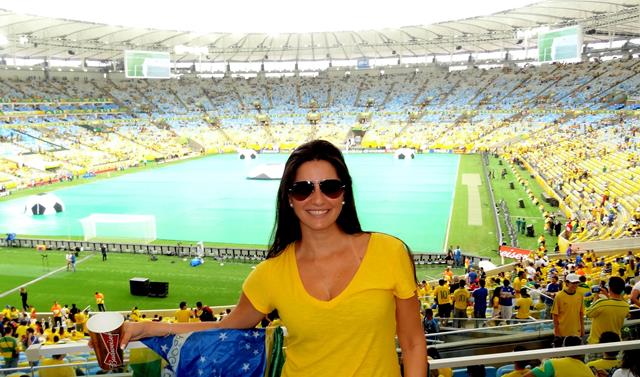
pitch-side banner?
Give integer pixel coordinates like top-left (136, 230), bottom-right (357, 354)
top-left (499, 245), bottom-right (532, 259)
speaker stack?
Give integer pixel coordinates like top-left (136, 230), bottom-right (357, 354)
top-left (129, 277), bottom-right (169, 298)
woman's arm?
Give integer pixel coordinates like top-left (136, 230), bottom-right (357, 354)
top-left (396, 295), bottom-right (427, 377)
top-left (118, 293), bottom-right (265, 348)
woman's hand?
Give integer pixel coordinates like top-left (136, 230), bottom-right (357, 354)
top-left (87, 321), bottom-right (167, 350)
top-left (118, 321), bottom-right (153, 349)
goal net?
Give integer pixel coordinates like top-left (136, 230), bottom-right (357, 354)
top-left (79, 214), bottom-right (157, 243)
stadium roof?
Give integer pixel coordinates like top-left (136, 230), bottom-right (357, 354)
top-left (0, 0), bottom-right (638, 63)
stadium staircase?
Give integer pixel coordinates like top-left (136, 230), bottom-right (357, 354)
top-left (381, 82), bottom-right (396, 107)
top-left (265, 84), bottom-right (274, 108)
top-left (589, 59), bottom-right (640, 105)
top-left (353, 83), bottom-right (364, 107)
top-left (42, 79), bottom-right (71, 97)
top-left (131, 82), bottom-right (154, 109)
top-left (169, 88), bottom-right (189, 111)
top-left (493, 74), bottom-right (533, 105)
top-left (295, 79), bottom-right (302, 107)
top-left (232, 83), bottom-right (246, 110)
top-left (10, 128), bottom-right (66, 152)
top-left (113, 130), bottom-right (162, 154)
top-left (550, 65), bottom-right (609, 105)
top-left (92, 80), bottom-right (127, 110)
top-left (0, 79), bottom-right (23, 96)
top-left (411, 77), bottom-right (431, 107)
top-left (436, 74), bottom-right (461, 106)
top-left (201, 87), bottom-right (217, 110)
top-left (467, 73), bottom-right (500, 107)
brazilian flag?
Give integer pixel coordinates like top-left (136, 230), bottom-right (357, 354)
top-left (134, 326), bottom-right (285, 377)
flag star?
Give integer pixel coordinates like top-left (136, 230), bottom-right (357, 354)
top-left (200, 356), bottom-right (207, 363)
top-left (242, 363), bottom-right (250, 372)
top-left (253, 350), bottom-right (259, 355)
top-left (160, 344), bottom-right (168, 353)
top-left (219, 332), bottom-right (228, 341)
top-left (198, 369), bottom-right (204, 376)
top-left (245, 343), bottom-right (251, 350)
top-left (252, 331), bottom-right (260, 338)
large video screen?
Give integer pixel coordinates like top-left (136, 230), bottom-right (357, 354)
top-left (538, 26), bottom-right (583, 63)
top-left (124, 50), bottom-right (171, 79)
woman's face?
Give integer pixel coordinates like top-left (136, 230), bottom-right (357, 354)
top-left (289, 160), bottom-right (344, 233)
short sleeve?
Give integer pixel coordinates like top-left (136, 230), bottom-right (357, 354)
top-left (531, 360), bottom-right (555, 377)
top-left (242, 261), bottom-right (275, 314)
top-left (388, 236), bottom-right (417, 299)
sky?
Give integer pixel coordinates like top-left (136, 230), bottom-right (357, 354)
top-left (1, 0), bottom-right (542, 34)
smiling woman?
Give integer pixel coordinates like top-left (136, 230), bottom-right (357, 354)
top-left (117, 140), bottom-right (428, 376)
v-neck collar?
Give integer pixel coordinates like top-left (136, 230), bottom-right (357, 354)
top-left (291, 232), bottom-right (374, 305)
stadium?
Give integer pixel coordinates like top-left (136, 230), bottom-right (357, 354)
top-left (0, 0), bottom-right (639, 376)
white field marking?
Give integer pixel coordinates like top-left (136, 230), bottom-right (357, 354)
top-left (461, 173), bottom-right (483, 226)
top-left (0, 253), bottom-right (94, 299)
top-left (443, 157), bottom-right (462, 252)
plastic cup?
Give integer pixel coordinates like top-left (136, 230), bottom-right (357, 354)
top-left (87, 312), bottom-right (125, 370)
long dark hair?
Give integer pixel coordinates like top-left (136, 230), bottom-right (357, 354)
top-left (267, 140), bottom-right (362, 258)
top-left (621, 348), bottom-right (640, 377)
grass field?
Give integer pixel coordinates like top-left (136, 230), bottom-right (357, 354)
top-left (1, 152), bottom-right (559, 312)
top-left (0, 247), bottom-right (466, 312)
top-left (485, 154), bottom-right (562, 252)
top-left (446, 154), bottom-right (498, 260)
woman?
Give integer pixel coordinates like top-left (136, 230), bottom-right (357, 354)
top-left (117, 140), bottom-right (426, 376)
top-left (612, 348), bottom-right (640, 377)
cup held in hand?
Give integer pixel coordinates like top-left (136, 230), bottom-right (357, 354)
top-left (87, 312), bottom-right (125, 370)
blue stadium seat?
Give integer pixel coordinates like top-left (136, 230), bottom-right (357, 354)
top-left (496, 364), bottom-right (515, 377)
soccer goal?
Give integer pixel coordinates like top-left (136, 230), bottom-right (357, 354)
top-left (79, 214), bottom-right (157, 243)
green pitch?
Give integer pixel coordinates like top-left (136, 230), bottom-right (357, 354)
top-left (0, 247), bottom-right (464, 311)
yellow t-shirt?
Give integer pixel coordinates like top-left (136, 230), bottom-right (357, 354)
top-left (532, 357), bottom-right (594, 377)
top-left (586, 297), bottom-right (630, 344)
top-left (515, 297), bottom-right (533, 319)
top-left (551, 290), bottom-right (584, 337)
top-left (513, 277), bottom-right (523, 295)
top-left (39, 358), bottom-right (76, 377)
top-left (586, 358), bottom-right (620, 374)
top-left (74, 312), bottom-right (86, 333)
top-left (243, 233), bottom-right (417, 377)
top-left (453, 288), bottom-right (470, 310)
top-left (15, 325), bottom-right (28, 341)
top-left (174, 309), bottom-right (192, 323)
top-left (433, 285), bottom-right (451, 305)
top-left (502, 369), bottom-right (530, 377)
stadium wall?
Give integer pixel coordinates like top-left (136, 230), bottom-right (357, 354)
top-left (1, 237), bottom-right (490, 266)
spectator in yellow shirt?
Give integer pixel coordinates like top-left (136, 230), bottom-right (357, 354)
top-left (39, 354), bottom-right (76, 377)
top-left (130, 306), bottom-right (141, 322)
top-left (515, 288), bottom-right (533, 320)
top-left (174, 301), bottom-right (193, 323)
top-left (452, 280), bottom-right (471, 328)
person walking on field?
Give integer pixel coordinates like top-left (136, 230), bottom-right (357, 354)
top-left (95, 292), bottom-right (106, 312)
top-left (19, 287), bottom-right (29, 312)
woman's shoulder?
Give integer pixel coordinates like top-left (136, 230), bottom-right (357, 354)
top-left (257, 243), bottom-right (295, 269)
top-left (369, 232), bottom-right (405, 247)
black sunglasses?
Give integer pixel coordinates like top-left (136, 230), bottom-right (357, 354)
top-left (288, 179), bottom-right (345, 201)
